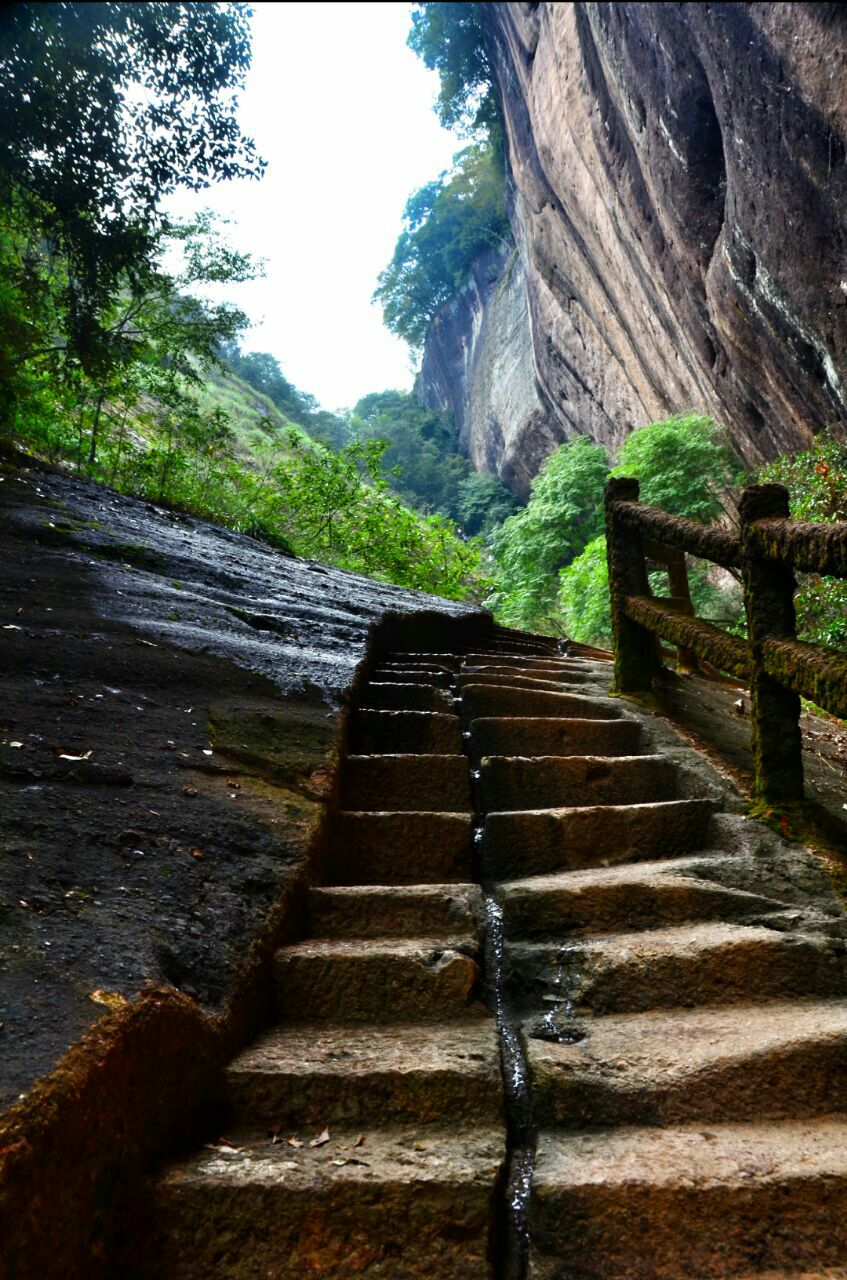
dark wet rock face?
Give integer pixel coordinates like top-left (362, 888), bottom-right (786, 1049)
top-left (451, 3), bottom-right (847, 481)
top-left (0, 458), bottom-right (483, 1109)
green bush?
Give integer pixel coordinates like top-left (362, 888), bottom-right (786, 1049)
top-left (489, 438), bottom-right (610, 630)
top-left (756, 432), bottom-right (847, 647)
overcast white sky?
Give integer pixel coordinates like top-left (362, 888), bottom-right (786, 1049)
top-left (168, 2), bottom-right (458, 412)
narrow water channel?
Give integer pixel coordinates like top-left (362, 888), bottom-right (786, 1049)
top-left (482, 890), bottom-right (535, 1280)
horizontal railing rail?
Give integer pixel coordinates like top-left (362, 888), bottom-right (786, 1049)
top-left (604, 477), bottom-right (847, 805)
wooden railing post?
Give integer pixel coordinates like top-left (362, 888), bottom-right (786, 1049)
top-left (740, 483), bottom-right (804, 805)
top-left (605, 477), bottom-right (660, 692)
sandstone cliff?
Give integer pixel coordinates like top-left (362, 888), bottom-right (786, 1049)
top-left (423, 3), bottom-right (847, 487)
top-left (418, 245), bottom-right (564, 498)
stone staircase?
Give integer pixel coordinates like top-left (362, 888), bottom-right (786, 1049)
top-left (144, 638), bottom-right (847, 1278)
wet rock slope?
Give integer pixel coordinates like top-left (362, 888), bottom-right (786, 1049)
top-left (150, 644), bottom-right (847, 1277)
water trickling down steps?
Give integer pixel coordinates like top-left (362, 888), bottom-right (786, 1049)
top-left (143, 634), bottom-right (847, 1278)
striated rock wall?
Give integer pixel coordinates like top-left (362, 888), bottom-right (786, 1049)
top-left (431, 3), bottom-right (847, 485)
top-left (418, 245), bottom-right (564, 498)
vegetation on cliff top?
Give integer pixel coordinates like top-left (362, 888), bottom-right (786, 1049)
top-left (374, 143), bottom-right (511, 350)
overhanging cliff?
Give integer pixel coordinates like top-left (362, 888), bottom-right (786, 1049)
top-left (423, 3), bottom-right (847, 487)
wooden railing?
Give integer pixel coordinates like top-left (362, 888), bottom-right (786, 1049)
top-left (604, 477), bottom-right (847, 805)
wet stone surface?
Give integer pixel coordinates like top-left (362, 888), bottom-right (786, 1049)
top-left (0, 458), bottom-right (483, 1107)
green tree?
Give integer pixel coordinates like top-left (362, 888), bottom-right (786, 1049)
top-left (756, 432), bottom-right (847, 647)
top-left (272, 432), bottom-right (486, 600)
top-left (407, 3), bottom-right (499, 142)
top-left (374, 144), bottom-right (511, 350)
top-left (351, 389), bottom-right (467, 515)
top-left (555, 415), bottom-right (740, 646)
top-left (457, 471), bottom-right (519, 535)
top-left (0, 2), bottom-right (262, 386)
top-left (489, 437), bottom-right (610, 630)
top-left (613, 413), bottom-right (736, 519)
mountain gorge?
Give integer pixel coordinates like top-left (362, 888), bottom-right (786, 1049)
top-left (420, 2), bottom-right (847, 489)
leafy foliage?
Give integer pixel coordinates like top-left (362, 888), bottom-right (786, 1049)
top-left (756, 432), bottom-right (847, 647)
top-left (0, 2), bottom-right (262, 379)
top-left (349, 389), bottom-right (517, 532)
top-left (457, 471), bottom-right (520, 535)
top-left (374, 144), bottom-right (511, 349)
top-left (223, 346), bottom-right (350, 449)
top-left (273, 434), bottom-right (486, 598)
top-left (489, 438), bottom-right (611, 630)
top-left (613, 414), bottom-right (737, 519)
top-left (407, 3), bottom-right (499, 142)
top-left (489, 417), bottom-right (741, 640)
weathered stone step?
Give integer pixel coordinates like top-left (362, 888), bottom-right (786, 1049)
top-left (529, 1116), bottom-right (847, 1279)
top-left (464, 654), bottom-right (577, 670)
top-left (505, 923), bottom-right (847, 1014)
top-left (226, 1021), bottom-right (503, 1128)
top-left (462, 663), bottom-right (591, 680)
top-left (370, 668), bottom-right (453, 687)
top-left (350, 709), bottom-right (462, 754)
top-left (470, 716), bottom-right (642, 760)
top-left (459, 671), bottom-right (595, 693)
top-left (154, 1125), bottom-right (504, 1280)
top-left (364, 682), bottom-right (455, 712)
top-left (386, 652), bottom-right (461, 671)
top-left (341, 754), bottom-right (471, 812)
top-left (478, 754), bottom-right (676, 813)
top-left (462, 682), bottom-right (622, 722)
top-left (526, 999), bottom-right (847, 1128)
top-left (307, 883), bottom-right (484, 940)
top-left (482, 799), bottom-right (713, 879)
top-left (497, 859), bottom-right (784, 938)
top-left (332, 812), bottom-right (473, 884)
top-left (275, 936), bottom-right (483, 1022)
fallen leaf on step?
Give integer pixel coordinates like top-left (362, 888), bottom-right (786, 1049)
top-left (287, 1136), bottom-right (303, 1149)
top-left (89, 989), bottom-right (129, 1011)
top-left (58, 750), bottom-right (92, 761)
top-left (309, 1128), bottom-right (330, 1148)
top-left (354, 1133), bottom-right (364, 1148)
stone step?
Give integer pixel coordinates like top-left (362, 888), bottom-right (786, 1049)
top-left (464, 653), bottom-right (573, 669)
top-left (477, 754), bottom-right (676, 813)
top-left (378, 661), bottom-right (455, 675)
top-left (154, 1125), bottom-right (504, 1280)
top-left (307, 883), bottom-right (484, 940)
top-left (482, 799), bottom-right (713, 879)
top-left (459, 671), bottom-right (595, 693)
top-left (526, 999), bottom-right (847, 1128)
top-left (331, 812), bottom-right (473, 884)
top-left (350, 709), bottom-right (462, 754)
top-left (226, 1021), bottom-right (503, 1128)
top-left (470, 716), bottom-right (641, 759)
top-left (363, 682), bottom-right (455, 713)
top-left (370, 668), bottom-right (453, 687)
top-left (462, 657), bottom-right (586, 672)
top-left (505, 923), bottom-right (847, 1015)
top-left (275, 936), bottom-right (483, 1022)
top-left (341, 754), bottom-right (471, 812)
top-left (386, 652), bottom-right (461, 671)
top-left (462, 667), bottom-right (591, 684)
top-left (462, 682), bottom-right (622, 722)
top-left (529, 1116), bottom-right (847, 1279)
top-left (497, 858), bottom-right (784, 938)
